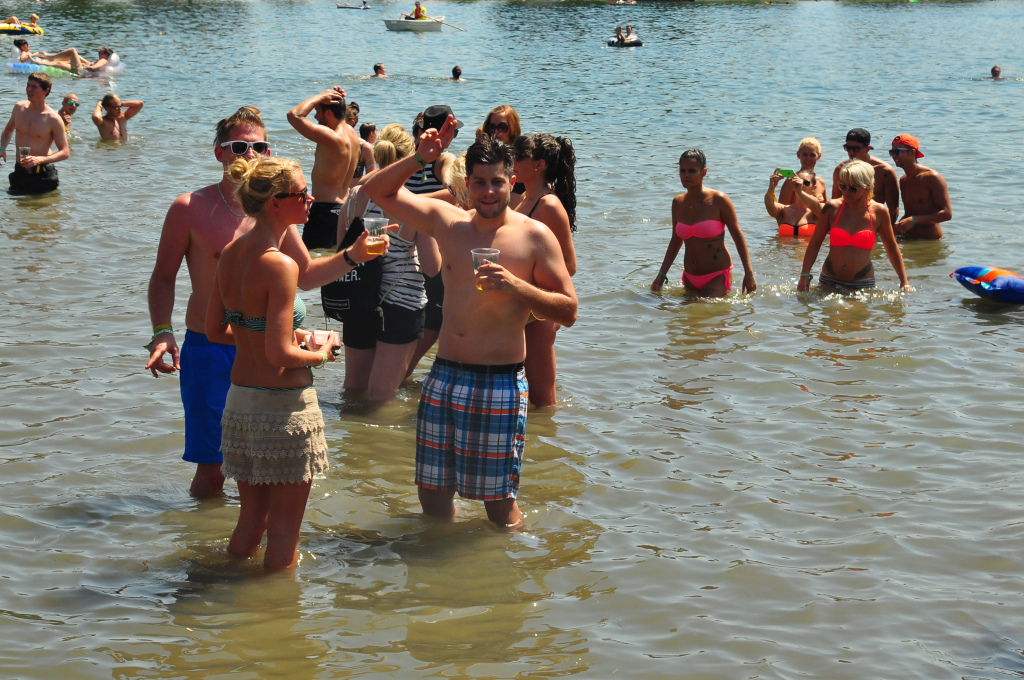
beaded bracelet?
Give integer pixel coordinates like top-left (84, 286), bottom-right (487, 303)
top-left (657, 270), bottom-right (669, 281)
top-left (800, 272), bottom-right (814, 278)
top-left (144, 325), bottom-right (175, 352)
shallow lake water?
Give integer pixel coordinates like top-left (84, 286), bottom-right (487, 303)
top-left (2, 0), bottom-right (1024, 677)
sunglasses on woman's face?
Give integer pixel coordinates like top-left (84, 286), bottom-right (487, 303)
top-left (837, 182), bottom-right (863, 193)
top-left (275, 187), bottom-right (309, 201)
top-left (220, 140), bottom-right (271, 155)
top-left (486, 122), bottom-right (511, 134)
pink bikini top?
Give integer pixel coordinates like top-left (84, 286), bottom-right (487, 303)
top-left (675, 219), bottom-right (726, 240)
top-left (829, 202), bottom-right (875, 250)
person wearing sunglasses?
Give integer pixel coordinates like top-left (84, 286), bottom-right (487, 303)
top-left (831, 128), bottom-right (900, 225)
top-left (287, 86), bottom-right (362, 250)
top-left (58, 94), bottom-right (79, 131)
top-left (481, 105), bottom-right (525, 202)
top-left (798, 159), bottom-right (910, 293)
top-left (765, 168), bottom-right (821, 237)
top-left (889, 134), bottom-right (950, 240)
top-left (91, 93), bottom-right (143, 142)
top-left (147, 105), bottom-right (386, 499)
top-left (204, 154), bottom-right (338, 571)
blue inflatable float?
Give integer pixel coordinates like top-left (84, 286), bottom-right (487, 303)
top-left (950, 266), bottom-right (1024, 304)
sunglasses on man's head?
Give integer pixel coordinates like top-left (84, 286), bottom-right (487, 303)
top-left (486, 122), bottom-right (511, 134)
top-left (220, 140), bottom-right (271, 155)
top-left (843, 144), bottom-right (866, 153)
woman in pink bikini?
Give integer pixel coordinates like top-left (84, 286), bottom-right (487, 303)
top-left (651, 149), bottom-right (756, 297)
top-left (797, 159), bottom-right (909, 292)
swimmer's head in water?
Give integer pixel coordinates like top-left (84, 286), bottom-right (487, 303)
top-left (838, 159), bottom-right (874, 194)
top-left (452, 65), bottom-right (462, 79)
top-left (374, 63), bottom-right (385, 75)
top-left (228, 156), bottom-right (303, 218)
top-left (215, 106), bottom-right (266, 147)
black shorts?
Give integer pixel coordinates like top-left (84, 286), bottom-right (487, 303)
top-left (9, 163), bottom-right (59, 195)
top-left (423, 272), bottom-right (444, 332)
top-left (302, 201), bottom-right (342, 250)
top-left (342, 302), bottom-right (426, 350)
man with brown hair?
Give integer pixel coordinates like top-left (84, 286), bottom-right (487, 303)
top-left (147, 106), bottom-right (384, 497)
top-left (0, 72), bottom-right (69, 194)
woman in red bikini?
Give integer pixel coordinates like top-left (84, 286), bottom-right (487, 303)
top-left (765, 169), bottom-right (822, 237)
top-left (797, 159), bottom-right (910, 292)
top-left (651, 149), bottom-right (756, 297)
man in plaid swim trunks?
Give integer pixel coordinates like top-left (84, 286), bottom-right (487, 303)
top-left (364, 117), bottom-right (578, 526)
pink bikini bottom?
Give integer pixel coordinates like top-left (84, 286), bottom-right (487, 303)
top-left (683, 265), bottom-right (733, 291)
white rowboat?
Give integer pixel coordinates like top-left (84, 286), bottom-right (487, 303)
top-left (384, 16), bottom-right (444, 31)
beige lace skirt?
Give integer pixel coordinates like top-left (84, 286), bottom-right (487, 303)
top-left (220, 384), bottom-right (329, 485)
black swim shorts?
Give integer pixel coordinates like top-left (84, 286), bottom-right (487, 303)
top-left (9, 163), bottom-right (59, 195)
top-left (302, 201), bottom-right (343, 251)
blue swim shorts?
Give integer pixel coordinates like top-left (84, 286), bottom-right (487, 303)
top-left (179, 330), bottom-right (236, 465)
top-left (415, 357), bottom-right (529, 501)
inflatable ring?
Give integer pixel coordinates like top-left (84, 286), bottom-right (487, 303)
top-left (950, 266), bottom-right (1024, 304)
top-left (607, 38), bottom-right (643, 47)
top-left (0, 23), bottom-right (44, 36)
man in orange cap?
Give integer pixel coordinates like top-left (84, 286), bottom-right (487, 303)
top-left (831, 128), bottom-right (900, 223)
top-left (889, 133), bottom-right (950, 239)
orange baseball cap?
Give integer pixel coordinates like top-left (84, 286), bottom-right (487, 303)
top-left (891, 134), bottom-right (924, 158)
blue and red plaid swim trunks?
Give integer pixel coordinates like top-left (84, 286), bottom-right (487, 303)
top-left (415, 357), bottom-right (529, 501)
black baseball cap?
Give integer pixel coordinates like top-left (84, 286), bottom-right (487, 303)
top-left (422, 104), bottom-right (464, 133)
top-left (845, 128), bottom-right (872, 147)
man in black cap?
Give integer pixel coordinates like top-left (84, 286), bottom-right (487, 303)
top-left (403, 104), bottom-right (463, 379)
top-left (831, 128), bottom-right (900, 222)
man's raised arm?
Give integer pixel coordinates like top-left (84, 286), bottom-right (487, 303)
top-left (287, 88), bottom-right (344, 144)
top-left (362, 117), bottom-right (462, 238)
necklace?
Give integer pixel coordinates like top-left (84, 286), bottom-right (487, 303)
top-left (217, 180), bottom-right (245, 219)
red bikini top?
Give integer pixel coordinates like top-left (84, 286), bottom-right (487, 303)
top-left (829, 202), bottom-right (875, 250)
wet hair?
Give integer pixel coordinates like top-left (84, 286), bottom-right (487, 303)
top-left (798, 136), bottom-right (821, 155)
top-left (452, 65), bottom-right (462, 79)
top-left (227, 156), bottom-right (302, 218)
top-left (466, 136), bottom-right (515, 179)
top-left (373, 63), bottom-right (385, 74)
top-left (27, 72), bottom-right (51, 94)
top-left (445, 152), bottom-right (470, 208)
top-left (347, 101), bottom-right (360, 114)
top-left (796, 169), bottom-right (817, 183)
top-left (320, 96), bottom-right (347, 121)
top-left (98, 46), bottom-right (113, 57)
top-left (513, 133), bottom-right (578, 232)
top-left (991, 65), bottom-right (1001, 77)
top-left (359, 122), bottom-right (376, 140)
top-left (412, 111), bottom-right (425, 139)
top-left (214, 106), bottom-right (266, 147)
top-left (13, 39), bottom-right (27, 50)
top-left (838, 159), bottom-right (874, 194)
top-left (678, 148), bottom-right (707, 169)
top-left (373, 124), bottom-right (414, 168)
top-left (100, 93), bottom-right (120, 112)
top-left (483, 105), bottom-right (521, 141)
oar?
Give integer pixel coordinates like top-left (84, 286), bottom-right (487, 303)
top-left (426, 15), bottom-right (466, 31)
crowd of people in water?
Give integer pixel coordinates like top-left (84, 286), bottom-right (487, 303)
top-left (3, 55), bottom-right (1002, 569)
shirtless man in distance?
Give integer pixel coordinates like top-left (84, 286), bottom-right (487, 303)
top-left (147, 106), bottom-right (384, 497)
top-left (888, 133), bottom-right (950, 240)
top-left (364, 124), bottom-right (577, 527)
top-left (832, 128), bottom-right (900, 222)
top-left (287, 87), bottom-right (360, 250)
top-left (92, 93), bottom-right (144, 141)
top-left (0, 73), bottom-right (69, 194)
top-left (58, 94), bottom-right (80, 131)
